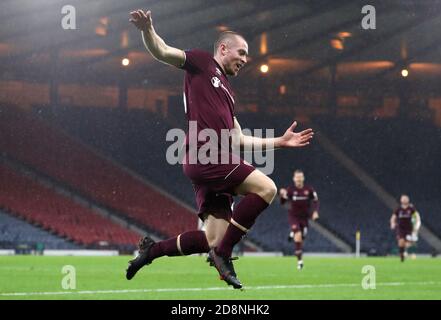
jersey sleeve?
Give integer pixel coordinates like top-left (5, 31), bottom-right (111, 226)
top-left (180, 49), bottom-right (213, 73)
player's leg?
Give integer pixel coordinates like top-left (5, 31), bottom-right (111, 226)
top-left (127, 186), bottom-right (231, 275)
top-left (406, 240), bottom-right (417, 259)
top-left (126, 229), bottom-right (211, 280)
top-left (148, 230), bottom-right (210, 259)
top-left (142, 211), bottom-right (230, 263)
top-left (398, 237), bottom-right (406, 262)
top-left (294, 230), bottom-right (304, 270)
top-left (404, 240), bottom-right (412, 258)
top-left (138, 213), bottom-right (228, 265)
top-left (203, 213), bottom-right (240, 275)
top-left (208, 169), bottom-right (276, 288)
top-left (214, 169), bottom-right (277, 259)
top-left (203, 213), bottom-right (229, 248)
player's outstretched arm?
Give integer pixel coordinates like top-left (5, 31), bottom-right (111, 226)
top-left (413, 211), bottom-right (421, 231)
top-left (279, 188), bottom-right (288, 204)
top-left (279, 188), bottom-right (288, 199)
top-left (390, 214), bottom-right (396, 230)
top-left (129, 9), bottom-right (185, 68)
top-left (277, 121), bottom-right (314, 148)
top-left (311, 190), bottom-right (319, 220)
top-left (232, 117), bottom-right (314, 150)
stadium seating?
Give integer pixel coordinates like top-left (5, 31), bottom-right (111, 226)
top-left (34, 106), bottom-right (342, 253)
top-left (0, 163), bottom-right (140, 248)
top-left (240, 113), bottom-right (435, 254)
top-left (112, 109), bottom-right (437, 253)
top-left (13, 105), bottom-right (438, 254)
top-left (314, 116), bottom-right (441, 245)
top-left (0, 209), bottom-right (79, 250)
top-left (0, 106), bottom-right (198, 239)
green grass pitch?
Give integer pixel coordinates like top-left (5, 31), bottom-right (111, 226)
top-left (1, 255), bottom-right (440, 300)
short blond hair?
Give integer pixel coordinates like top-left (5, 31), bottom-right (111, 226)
top-left (213, 31), bottom-right (245, 54)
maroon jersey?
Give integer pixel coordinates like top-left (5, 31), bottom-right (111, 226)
top-left (178, 49), bottom-right (255, 219)
top-left (181, 49), bottom-right (236, 156)
top-left (393, 205), bottom-right (416, 231)
top-left (281, 185), bottom-right (319, 220)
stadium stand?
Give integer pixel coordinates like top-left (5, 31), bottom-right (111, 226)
top-left (33, 106), bottom-right (343, 253)
top-left (37, 106), bottom-right (440, 254)
top-left (314, 116), bottom-right (441, 243)
top-left (0, 209), bottom-right (79, 250)
top-left (0, 105), bottom-right (198, 240)
top-left (0, 162), bottom-right (141, 248)
top-left (241, 114), bottom-right (435, 254)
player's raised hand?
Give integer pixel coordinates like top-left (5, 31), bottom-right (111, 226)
top-left (279, 121), bottom-right (314, 148)
top-left (129, 9), bottom-right (153, 32)
top-left (279, 188), bottom-right (288, 199)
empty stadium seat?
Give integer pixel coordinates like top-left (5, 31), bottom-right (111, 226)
top-left (0, 106), bottom-right (198, 239)
top-left (0, 163), bottom-right (140, 248)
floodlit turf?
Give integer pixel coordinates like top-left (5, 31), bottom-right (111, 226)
top-left (0, 255), bottom-right (440, 300)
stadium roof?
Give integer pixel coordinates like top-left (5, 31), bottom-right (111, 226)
top-left (1, 0), bottom-right (441, 85)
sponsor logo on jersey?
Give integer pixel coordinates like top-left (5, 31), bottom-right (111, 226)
top-left (291, 195), bottom-right (309, 201)
top-left (210, 76), bottom-right (235, 104)
top-left (211, 76), bottom-right (221, 88)
top-left (398, 209), bottom-right (412, 218)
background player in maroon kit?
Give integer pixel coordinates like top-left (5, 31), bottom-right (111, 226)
top-left (279, 170), bottom-right (319, 270)
top-left (126, 9), bottom-right (314, 288)
top-left (390, 194), bottom-right (420, 262)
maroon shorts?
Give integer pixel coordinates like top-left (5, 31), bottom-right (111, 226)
top-left (183, 155), bottom-right (255, 221)
top-left (397, 228), bottom-right (412, 241)
top-left (289, 217), bottom-right (309, 237)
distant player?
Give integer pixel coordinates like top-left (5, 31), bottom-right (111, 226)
top-left (279, 170), bottom-right (319, 270)
top-left (126, 9), bottom-right (314, 289)
top-left (390, 194), bottom-right (421, 262)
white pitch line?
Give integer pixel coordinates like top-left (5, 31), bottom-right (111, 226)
top-left (1, 281), bottom-right (440, 297)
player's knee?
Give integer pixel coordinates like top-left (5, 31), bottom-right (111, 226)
top-left (205, 231), bottom-right (221, 248)
top-left (205, 232), bottom-right (215, 248)
top-left (257, 180), bottom-right (277, 203)
top-left (207, 236), bottom-right (223, 248)
top-left (207, 238), bottom-right (216, 248)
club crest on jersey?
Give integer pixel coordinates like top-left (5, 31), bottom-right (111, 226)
top-left (211, 76), bottom-right (221, 88)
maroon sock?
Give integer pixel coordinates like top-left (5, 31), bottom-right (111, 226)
top-left (399, 246), bottom-right (405, 261)
top-left (148, 230), bottom-right (209, 261)
top-left (295, 241), bottom-right (303, 261)
top-left (216, 193), bottom-right (269, 258)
